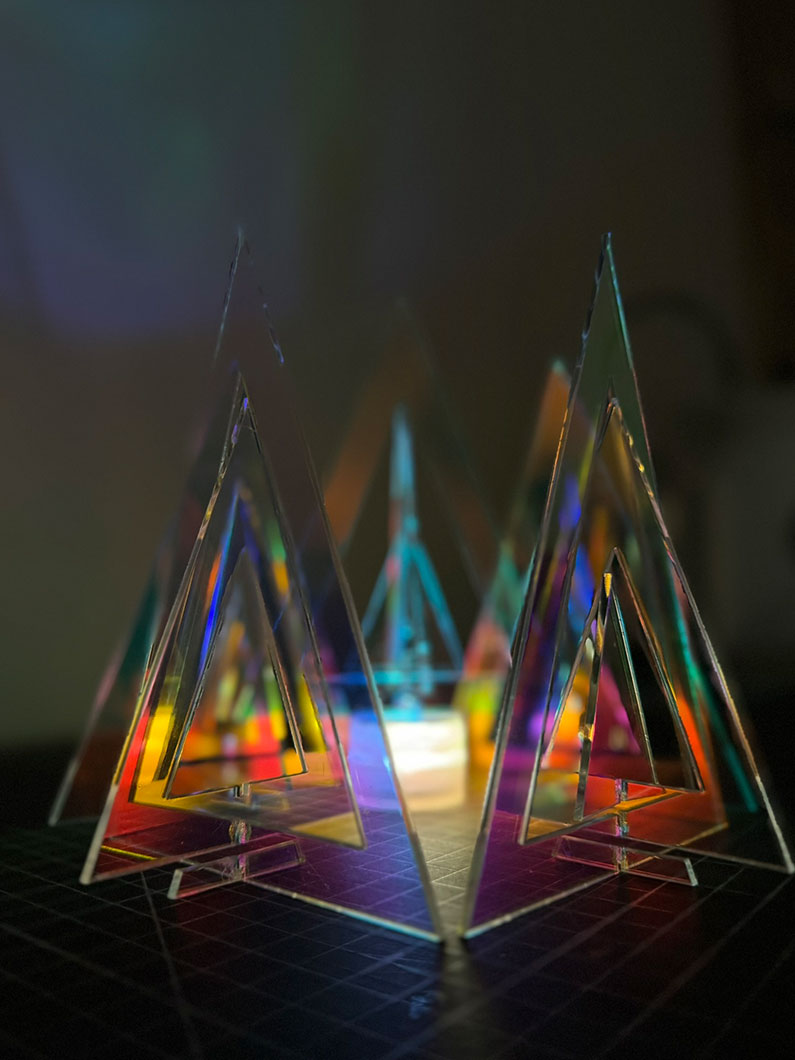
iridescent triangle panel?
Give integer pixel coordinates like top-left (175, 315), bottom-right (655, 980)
top-left (320, 304), bottom-right (501, 715)
top-left (309, 298), bottom-right (506, 928)
top-left (164, 548), bottom-right (307, 799)
top-left (50, 369), bottom-right (244, 823)
top-left (82, 382), bottom-right (365, 866)
top-left (209, 240), bottom-right (442, 935)
top-left (80, 236), bottom-right (441, 940)
top-left (462, 236), bottom-right (793, 938)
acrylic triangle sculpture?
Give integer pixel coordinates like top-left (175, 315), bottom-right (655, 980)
top-left (72, 235), bottom-right (442, 939)
top-left (461, 234), bottom-right (792, 937)
top-left (57, 233), bottom-right (792, 942)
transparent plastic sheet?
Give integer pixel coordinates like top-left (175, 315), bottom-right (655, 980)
top-left (312, 302), bottom-right (508, 929)
top-left (459, 362), bottom-right (573, 772)
top-left (462, 235), bottom-right (793, 937)
top-left (321, 302), bottom-right (501, 687)
top-left (474, 362), bottom-right (572, 647)
top-left (167, 834), bottom-right (304, 899)
top-left (322, 301), bottom-right (500, 606)
top-left (79, 236), bottom-right (442, 940)
top-left (50, 370), bottom-right (243, 823)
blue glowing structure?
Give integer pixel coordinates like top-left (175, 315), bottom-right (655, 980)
top-left (360, 406), bottom-right (463, 711)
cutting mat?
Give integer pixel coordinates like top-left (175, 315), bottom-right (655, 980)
top-left (1, 817), bottom-right (793, 1059)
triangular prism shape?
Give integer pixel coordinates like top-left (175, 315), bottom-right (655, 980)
top-left (462, 235), bottom-right (793, 937)
top-left (75, 236), bottom-right (442, 940)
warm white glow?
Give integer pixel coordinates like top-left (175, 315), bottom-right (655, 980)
top-left (386, 709), bottom-right (468, 811)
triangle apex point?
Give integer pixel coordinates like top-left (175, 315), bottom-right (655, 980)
top-left (599, 232), bottom-right (618, 268)
top-left (606, 544), bottom-right (622, 567)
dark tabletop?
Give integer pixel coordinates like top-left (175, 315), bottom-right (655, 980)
top-left (1, 746), bottom-right (792, 1060)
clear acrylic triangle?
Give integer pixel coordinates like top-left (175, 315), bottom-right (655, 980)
top-left (459, 361), bottom-right (573, 772)
top-left (318, 303), bottom-right (502, 720)
top-left (49, 369), bottom-right (244, 823)
top-left (462, 235), bottom-right (793, 938)
top-left (468, 361), bottom-right (572, 658)
top-left (164, 526), bottom-right (308, 800)
top-left (314, 300), bottom-right (506, 930)
top-left (322, 299), bottom-right (500, 613)
top-left (76, 235), bottom-right (442, 940)
top-left (356, 403), bottom-right (466, 692)
top-left (521, 543), bottom-right (703, 843)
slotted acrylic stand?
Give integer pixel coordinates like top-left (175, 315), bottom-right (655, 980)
top-left (53, 233), bottom-right (792, 942)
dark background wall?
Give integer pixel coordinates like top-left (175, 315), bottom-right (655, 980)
top-left (1, 2), bottom-right (793, 801)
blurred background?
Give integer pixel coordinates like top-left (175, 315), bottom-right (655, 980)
top-left (1, 1), bottom-right (793, 819)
